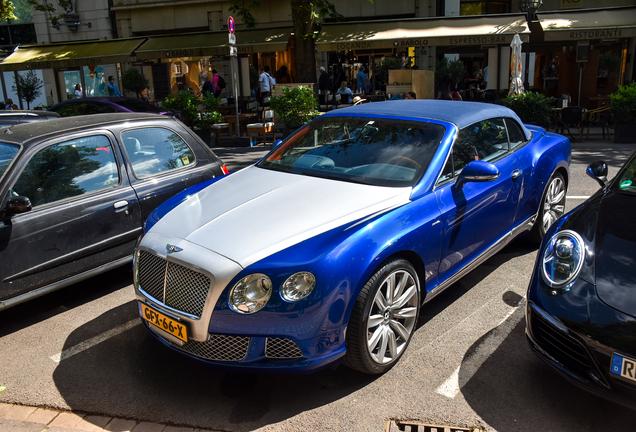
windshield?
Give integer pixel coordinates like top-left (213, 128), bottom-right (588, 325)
top-left (613, 152), bottom-right (636, 194)
top-left (115, 99), bottom-right (163, 113)
top-left (0, 142), bottom-right (20, 182)
top-left (257, 116), bottom-right (445, 187)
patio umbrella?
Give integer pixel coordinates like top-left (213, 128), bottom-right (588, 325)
top-left (509, 32), bottom-right (525, 96)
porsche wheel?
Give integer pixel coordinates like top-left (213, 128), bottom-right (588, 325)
top-left (344, 258), bottom-right (420, 374)
top-left (530, 171), bottom-right (566, 243)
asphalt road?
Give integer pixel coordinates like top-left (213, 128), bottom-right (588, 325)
top-left (1, 138), bottom-right (635, 432)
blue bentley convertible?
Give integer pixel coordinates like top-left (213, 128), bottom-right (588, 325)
top-left (134, 100), bottom-right (571, 374)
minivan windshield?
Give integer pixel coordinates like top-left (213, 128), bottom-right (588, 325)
top-left (257, 116), bottom-right (445, 187)
top-left (0, 142), bottom-right (19, 182)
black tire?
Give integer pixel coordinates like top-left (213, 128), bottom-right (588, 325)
top-left (343, 258), bottom-right (420, 374)
top-left (529, 171), bottom-right (566, 243)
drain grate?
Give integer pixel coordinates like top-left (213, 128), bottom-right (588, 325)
top-left (385, 420), bottom-right (476, 432)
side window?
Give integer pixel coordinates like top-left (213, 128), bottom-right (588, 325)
top-left (454, 118), bottom-right (509, 170)
top-left (12, 135), bottom-right (119, 207)
top-left (506, 118), bottom-right (527, 149)
top-left (121, 127), bottom-right (195, 179)
top-left (52, 103), bottom-right (87, 117)
top-left (84, 102), bottom-right (117, 115)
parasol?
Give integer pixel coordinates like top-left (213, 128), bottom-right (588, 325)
top-left (509, 32), bottom-right (525, 95)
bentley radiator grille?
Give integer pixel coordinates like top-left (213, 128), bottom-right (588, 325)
top-left (530, 307), bottom-right (592, 375)
top-left (265, 338), bottom-right (303, 359)
top-left (166, 334), bottom-right (251, 362)
top-left (138, 250), bottom-right (210, 317)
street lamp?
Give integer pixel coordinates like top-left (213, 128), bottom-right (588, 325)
top-left (519, 0), bottom-right (543, 24)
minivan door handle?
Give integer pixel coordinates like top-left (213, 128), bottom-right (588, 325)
top-left (114, 200), bottom-right (129, 211)
top-left (511, 169), bottom-right (523, 180)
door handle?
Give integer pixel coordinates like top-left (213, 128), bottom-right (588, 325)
top-left (511, 169), bottom-right (523, 180)
top-left (114, 200), bottom-right (130, 214)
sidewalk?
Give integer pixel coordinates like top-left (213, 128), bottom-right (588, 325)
top-left (0, 402), bottom-right (219, 431)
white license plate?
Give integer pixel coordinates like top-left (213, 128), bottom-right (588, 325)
top-left (611, 353), bottom-right (636, 382)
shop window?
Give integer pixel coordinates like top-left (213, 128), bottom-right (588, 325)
top-left (460, 1), bottom-right (510, 15)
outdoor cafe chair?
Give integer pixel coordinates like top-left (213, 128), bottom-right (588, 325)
top-left (583, 106), bottom-right (612, 140)
top-left (557, 106), bottom-right (584, 142)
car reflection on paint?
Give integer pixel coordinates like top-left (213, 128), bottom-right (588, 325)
top-left (134, 100), bottom-right (571, 374)
top-left (526, 151), bottom-right (636, 410)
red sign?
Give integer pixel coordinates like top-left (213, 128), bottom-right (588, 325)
top-left (228, 16), bottom-right (235, 34)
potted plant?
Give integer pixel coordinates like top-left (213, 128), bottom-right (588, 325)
top-left (195, 93), bottom-right (224, 146)
top-left (122, 67), bottom-right (150, 98)
top-left (503, 92), bottom-right (555, 129)
top-left (269, 86), bottom-right (319, 137)
top-left (435, 57), bottom-right (466, 100)
top-left (610, 82), bottom-right (636, 143)
top-left (161, 90), bottom-right (200, 128)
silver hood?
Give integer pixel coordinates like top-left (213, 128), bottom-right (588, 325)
top-left (149, 166), bottom-right (412, 268)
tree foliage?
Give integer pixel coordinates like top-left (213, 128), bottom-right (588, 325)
top-left (26, 0), bottom-right (71, 28)
top-left (435, 57), bottom-right (466, 87)
top-left (0, 0), bottom-right (18, 21)
top-left (12, 70), bottom-right (44, 109)
top-left (122, 68), bottom-right (150, 95)
top-left (270, 85), bottom-right (319, 129)
top-left (502, 91), bottom-right (555, 128)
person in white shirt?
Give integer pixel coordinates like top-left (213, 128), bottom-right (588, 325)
top-left (74, 84), bottom-right (83, 99)
top-left (259, 65), bottom-right (273, 110)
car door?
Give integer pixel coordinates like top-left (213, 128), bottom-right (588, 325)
top-left (0, 131), bottom-right (142, 302)
top-left (119, 126), bottom-right (204, 219)
top-left (434, 118), bottom-right (523, 285)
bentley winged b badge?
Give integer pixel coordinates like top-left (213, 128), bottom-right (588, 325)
top-left (166, 244), bottom-right (183, 254)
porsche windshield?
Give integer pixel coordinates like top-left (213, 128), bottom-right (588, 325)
top-left (257, 116), bottom-right (445, 187)
top-left (0, 142), bottom-right (19, 182)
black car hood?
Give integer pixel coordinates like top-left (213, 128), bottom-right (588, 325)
top-left (595, 191), bottom-right (636, 318)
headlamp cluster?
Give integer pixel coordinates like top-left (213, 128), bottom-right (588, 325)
top-left (541, 230), bottom-right (585, 293)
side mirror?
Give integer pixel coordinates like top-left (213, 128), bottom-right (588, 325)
top-left (272, 139), bottom-right (283, 148)
top-left (454, 160), bottom-right (500, 190)
top-left (586, 161), bottom-right (608, 188)
top-left (6, 196), bottom-right (32, 215)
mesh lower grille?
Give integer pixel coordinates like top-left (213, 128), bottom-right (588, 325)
top-left (531, 307), bottom-right (592, 374)
top-left (138, 250), bottom-right (211, 317)
top-left (166, 334), bottom-right (251, 362)
top-left (265, 337), bottom-right (303, 359)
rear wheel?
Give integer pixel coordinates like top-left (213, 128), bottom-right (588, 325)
top-left (530, 172), bottom-right (566, 243)
top-left (343, 258), bottom-right (420, 374)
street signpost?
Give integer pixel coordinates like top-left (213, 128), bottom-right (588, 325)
top-left (228, 16), bottom-right (240, 137)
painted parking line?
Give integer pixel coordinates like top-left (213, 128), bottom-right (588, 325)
top-left (49, 319), bottom-right (140, 363)
top-left (435, 306), bottom-right (522, 398)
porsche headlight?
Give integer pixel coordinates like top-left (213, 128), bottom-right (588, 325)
top-left (541, 230), bottom-right (585, 291)
top-left (229, 273), bottom-right (272, 314)
top-left (281, 272), bottom-right (316, 302)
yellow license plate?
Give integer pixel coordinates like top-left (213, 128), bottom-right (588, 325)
top-left (140, 303), bottom-right (188, 343)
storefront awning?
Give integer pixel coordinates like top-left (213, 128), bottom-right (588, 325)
top-left (134, 27), bottom-right (292, 60)
top-left (538, 6), bottom-right (636, 42)
top-left (0, 38), bottom-right (147, 71)
top-left (316, 14), bottom-right (529, 52)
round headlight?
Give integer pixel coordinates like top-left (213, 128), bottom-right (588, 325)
top-left (281, 272), bottom-right (316, 302)
top-left (229, 273), bottom-right (272, 314)
top-left (541, 230), bottom-right (585, 290)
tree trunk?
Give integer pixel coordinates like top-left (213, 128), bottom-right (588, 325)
top-left (291, 0), bottom-right (316, 84)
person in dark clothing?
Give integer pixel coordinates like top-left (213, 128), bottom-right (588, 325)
top-left (199, 73), bottom-right (214, 97)
top-left (318, 66), bottom-right (329, 93)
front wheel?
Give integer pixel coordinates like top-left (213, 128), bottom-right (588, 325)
top-left (343, 258), bottom-right (420, 374)
top-left (529, 171), bottom-right (566, 243)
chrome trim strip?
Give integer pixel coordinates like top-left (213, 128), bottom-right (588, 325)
top-left (1, 256), bottom-right (132, 310)
top-left (139, 290), bottom-right (200, 321)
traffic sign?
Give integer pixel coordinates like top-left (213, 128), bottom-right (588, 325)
top-left (230, 46), bottom-right (237, 57)
top-left (228, 16), bottom-right (235, 34)
top-left (229, 33), bottom-right (236, 45)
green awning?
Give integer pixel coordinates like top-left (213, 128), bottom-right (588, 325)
top-left (0, 38), bottom-right (147, 71)
top-left (538, 6), bottom-right (636, 42)
top-left (316, 14), bottom-right (529, 52)
top-left (134, 27), bottom-right (292, 60)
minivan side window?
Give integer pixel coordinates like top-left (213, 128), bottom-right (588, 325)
top-left (121, 128), bottom-right (195, 179)
top-left (12, 135), bottom-right (119, 207)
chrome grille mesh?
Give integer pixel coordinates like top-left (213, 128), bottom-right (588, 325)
top-left (138, 251), bottom-right (166, 301)
top-left (265, 338), bottom-right (303, 359)
top-left (166, 334), bottom-right (251, 361)
top-left (138, 250), bottom-right (211, 317)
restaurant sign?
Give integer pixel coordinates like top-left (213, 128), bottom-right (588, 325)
top-left (545, 27), bottom-right (636, 41)
top-left (25, 58), bottom-right (104, 69)
top-left (319, 34), bottom-right (523, 51)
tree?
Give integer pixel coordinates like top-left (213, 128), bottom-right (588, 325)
top-left (26, 0), bottom-right (71, 28)
top-left (12, 70), bottom-right (44, 109)
top-left (230, 0), bottom-right (352, 83)
top-left (122, 67), bottom-right (150, 96)
top-left (0, 0), bottom-right (18, 22)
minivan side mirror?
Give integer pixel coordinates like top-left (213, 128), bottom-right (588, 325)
top-left (586, 161), bottom-right (608, 188)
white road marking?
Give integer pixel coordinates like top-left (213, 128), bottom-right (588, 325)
top-left (50, 319), bottom-right (140, 363)
top-left (434, 304), bottom-right (523, 398)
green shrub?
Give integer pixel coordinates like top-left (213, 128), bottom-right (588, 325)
top-left (197, 92), bottom-right (224, 129)
top-left (376, 57), bottom-right (402, 83)
top-left (610, 82), bottom-right (636, 125)
top-left (502, 91), bottom-right (555, 128)
top-left (122, 68), bottom-right (150, 95)
top-left (435, 57), bottom-right (466, 88)
top-left (162, 90), bottom-right (200, 127)
top-left (270, 86), bottom-right (319, 129)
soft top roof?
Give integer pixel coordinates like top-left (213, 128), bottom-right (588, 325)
top-left (323, 100), bottom-right (532, 140)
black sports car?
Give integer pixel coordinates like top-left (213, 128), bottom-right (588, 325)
top-left (526, 151), bottom-right (636, 410)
